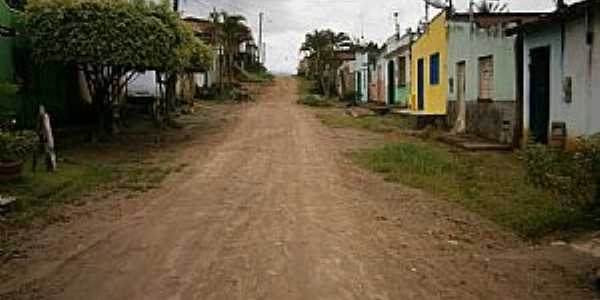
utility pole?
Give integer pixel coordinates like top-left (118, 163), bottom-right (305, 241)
top-left (262, 42), bottom-right (267, 65)
top-left (258, 12), bottom-right (264, 65)
top-left (173, 0), bottom-right (178, 12)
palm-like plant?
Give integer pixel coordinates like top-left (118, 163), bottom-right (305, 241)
top-left (474, 0), bottom-right (508, 13)
top-left (214, 11), bottom-right (252, 85)
top-left (300, 29), bottom-right (351, 96)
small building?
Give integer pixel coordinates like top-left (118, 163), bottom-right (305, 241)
top-left (446, 12), bottom-right (541, 144)
top-left (382, 31), bottom-right (414, 106)
top-left (409, 10), bottom-right (449, 116)
top-left (354, 51), bottom-right (369, 103)
top-left (509, 0), bottom-right (600, 148)
top-left (372, 52), bottom-right (386, 103)
top-left (336, 51), bottom-right (356, 98)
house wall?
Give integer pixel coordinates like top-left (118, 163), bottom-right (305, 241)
top-left (384, 50), bottom-right (411, 106)
top-left (354, 52), bottom-right (369, 103)
top-left (337, 60), bottom-right (355, 97)
top-left (522, 15), bottom-right (600, 145)
top-left (523, 24), bottom-right (563, 142)
top-left (447, 21), bottom-right (518, 142)
top-left (562, 13), bottom-right (600, 138)
top-left (410, 11), bottom-right (448, 114)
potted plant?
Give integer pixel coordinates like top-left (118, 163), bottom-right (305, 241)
top-left (0, 131), bottom-right (37, 181)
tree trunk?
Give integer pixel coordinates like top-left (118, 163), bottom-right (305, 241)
top-left (165, 73), bottom-right (178, 124)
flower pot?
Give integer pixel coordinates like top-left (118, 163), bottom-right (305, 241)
top-left (0, 161), bottom-right (24, 181)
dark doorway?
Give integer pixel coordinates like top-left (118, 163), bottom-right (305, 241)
top-left (417, 58), bottom-right (425, 110)
top-left (529, 46), bottom-right (551, 144)
top-left (387, 60), bottom-right (396, 105)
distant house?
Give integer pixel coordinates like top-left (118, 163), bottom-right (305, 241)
top-left (354, 51), bottom-right (369, 103)
top-left (409, 10), bottom-right (448, 116)
top-left (371, 51), bottom-right (386, 103)
top-left (446, 12), bottom-right (541, 144)
top-left (382, 31), bottom-right (414, 106)
top-left (184, 17), bottom-right (220, 90)
top-left (127, 16), bottom-right (220, 101)
top-left (509, 0), bottom-right (600, 148)
top-left (336, 51), bottom-right (356, 98)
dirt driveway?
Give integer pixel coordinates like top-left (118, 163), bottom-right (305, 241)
top-left (1, 77), bottom-right (598, 299)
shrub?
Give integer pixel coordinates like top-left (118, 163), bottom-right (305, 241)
top-left (341, 91), bottom-right (358, 102)
top-left (0, 131), bottom-right (38, 162)
top-left (524, 138), bottom-right (599, 205)
top-left (577, 134), bottom-right (600, 202)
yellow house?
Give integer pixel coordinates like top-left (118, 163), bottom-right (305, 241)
top-left (410, 11), bottom-right (448, 115)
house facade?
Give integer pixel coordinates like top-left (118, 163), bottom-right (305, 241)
top-left (512, 0), bottom-right (600, 148)
top-left (337, 59), bottom-right (355, 97)
top-left (410, 11), bottom-right (448, 115)
top-left (446, 13), bottom-right (540, 143)
top-left (382, 32), bottom-right (413, 106)
top-left (354, 51), bottom-right (369, 103)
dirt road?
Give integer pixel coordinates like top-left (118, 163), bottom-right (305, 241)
top-left (1, 77), bottom-right (598, 299)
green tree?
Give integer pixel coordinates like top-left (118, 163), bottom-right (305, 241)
top-left (300, 29), bottom-right (351, 96)
top-left (25, 0), bottom-right (211, 136)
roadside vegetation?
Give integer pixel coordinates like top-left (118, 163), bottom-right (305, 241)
top-left (299, 80), bottom-right (600, 239)
top-left (0, 101), bottom-right (239, 256)
top-left (353, 141), bottom-right (600, 239)
top-left (296, 77), bottom-right (337, 107)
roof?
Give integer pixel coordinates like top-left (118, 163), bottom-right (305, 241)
top-left (183, 17), bottom-right (217, 44)
top-left (335, 51), bottom-right (356, 61)
top-left (506, 0), bottom-right (600, 35)
top-left (184, 17), bottom-right (216, 33)
top-left (449, 12), bottom-right (546, 28)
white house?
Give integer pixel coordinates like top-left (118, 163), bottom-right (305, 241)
top-left (354, 51), bottom-right (369, 103)
top-left (511, 0), bottom-right (600, 147)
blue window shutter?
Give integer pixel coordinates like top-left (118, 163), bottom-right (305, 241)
top-left (430, 53), bottom-right (440, 85)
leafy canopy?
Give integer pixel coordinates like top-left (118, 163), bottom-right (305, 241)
top-left (25, 0), bottom-right (211, 72)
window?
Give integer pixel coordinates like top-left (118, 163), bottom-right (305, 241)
top-left (429, 53), bottom-right (440, 85)
top-left (478, 56), bottom-right (494, 100)
top-left (398, 56), bottom-right (407, 87)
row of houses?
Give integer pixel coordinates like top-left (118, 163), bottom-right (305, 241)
top-left (335, 0), bottom-right (599, 148)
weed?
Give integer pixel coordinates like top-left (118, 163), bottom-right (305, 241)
top-left (318, 113), bottom-right (408, 133)
top-left (354, 141), bottom-right (600, 239)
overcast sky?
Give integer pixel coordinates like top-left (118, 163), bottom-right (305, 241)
top-left (181, 0), bottom-right (575, 74)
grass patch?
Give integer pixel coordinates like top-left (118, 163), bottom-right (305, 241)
top-left (353, 142), bottom-right (600, 239)
top-left (318, 113), bottom-right (408, 133)
top-left (0, 160), bottom-right (117, 225)
top-left (297, 94), bottom-right (334, 108)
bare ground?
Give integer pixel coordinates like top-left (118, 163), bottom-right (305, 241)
top-left (1, 77), bottom-right (598, 300)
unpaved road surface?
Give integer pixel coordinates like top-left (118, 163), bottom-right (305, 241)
top-left (1, 77), bottom-right (598, 299)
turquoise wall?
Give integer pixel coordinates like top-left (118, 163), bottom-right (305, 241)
top-left (447, 22), bottom-right (517, 103)
top-left (0, 0), bottom-right (16, 82)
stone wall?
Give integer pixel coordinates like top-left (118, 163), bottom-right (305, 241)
top-left (447, 100), bottom-right (516, 144)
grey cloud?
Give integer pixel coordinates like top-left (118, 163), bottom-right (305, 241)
top-left (184, 0), bottom-right (572, 73)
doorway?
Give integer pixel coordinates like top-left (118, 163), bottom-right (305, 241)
top-left (529, 46), bottom-right (551, 144)
top-left (387, 60), bottom-right (396, 105)
top-left (455, 61), bottom-right (467, 132)
top-left (417, 58), bottom-right (425, 110)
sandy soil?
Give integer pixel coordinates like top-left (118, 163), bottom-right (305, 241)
top-left (1, 77), bottom-right (598, 300)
